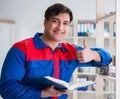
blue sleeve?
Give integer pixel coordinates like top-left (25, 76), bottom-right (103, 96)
top-left (75, 45), bottom-right (112, 67)
top-left (0, 48), bottom-right (41, 99)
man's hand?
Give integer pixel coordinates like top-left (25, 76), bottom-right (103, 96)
top-left (41, 85), bottom-right (67, 98)
top-left (76, 39), bottom-right (101, 63)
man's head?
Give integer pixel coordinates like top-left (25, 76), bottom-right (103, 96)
top-left (44, 3), bottom-right (73, 22)
top-left (42, 3), bottom-right (73, 44)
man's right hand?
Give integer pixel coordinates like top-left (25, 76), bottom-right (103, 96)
top-left (41, 85), bottom-right (67, 98)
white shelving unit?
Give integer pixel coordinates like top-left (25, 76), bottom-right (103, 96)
top-left (116, 0), bottom-right (120, 99)
top-left (65, 0), bottom-right (116, 99)
top-left (95, 1), bottom-right (116, 99)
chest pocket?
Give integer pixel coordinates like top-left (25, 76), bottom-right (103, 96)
top-left (25, 60), bottom-right (54, 78)
top-left (59, 60), bottom-right (77, 82)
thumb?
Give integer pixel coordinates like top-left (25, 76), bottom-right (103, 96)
top-left (83, 39), bottom-right (87, 48)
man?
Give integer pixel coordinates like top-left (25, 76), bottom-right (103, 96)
top-left (0, 3), bottom-right (112, 99)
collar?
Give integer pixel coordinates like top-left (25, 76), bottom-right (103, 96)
top-left (33, 33), bottom-right (67, 52)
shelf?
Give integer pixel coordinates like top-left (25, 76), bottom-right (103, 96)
top-left (77, 72), bottom-right (96, 76)
top-left (64, 37), bottom-right (75, 39)
top-left (77, 91), bottom-right (115, 95)
top-left (97, 74), bottom-right (115, 81)
top-left (103, 91), bottom-right (115, 95)
top-left (96, 12), bottom-right (116, 22)
top-left (0, 19), bottom-right (15, 24)
top-left (77, 91), bottom-right (95, 94)
top-left (77, 36), bottom-right (96, 39)
top-left (77, 72), bottom-right (115, 81)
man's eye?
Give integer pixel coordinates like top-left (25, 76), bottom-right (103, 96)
top-left (52, 19), bottom-right (59, 23)
top-left (64, 22), bottom-right (69, 26)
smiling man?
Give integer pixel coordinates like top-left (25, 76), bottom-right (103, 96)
top-left (0, 3), bottom-right (112, 99)
top-left (41, 12), bottom-right (70, 50)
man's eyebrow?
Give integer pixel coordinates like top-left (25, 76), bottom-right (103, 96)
top-left (51, 17), bottom-right (59, 20)
top-left (51, 17), bottom-right (70, 23)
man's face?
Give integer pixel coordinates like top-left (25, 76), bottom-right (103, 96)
top-left (44, 13), bottom-right (70, 42)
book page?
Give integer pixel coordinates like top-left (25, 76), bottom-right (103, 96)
top-left (45, 76), bottom-right (96, 91)
top-left (45, 76), bottom-right (69, 88)
top-left (68, 81), bottom-right (96, 91)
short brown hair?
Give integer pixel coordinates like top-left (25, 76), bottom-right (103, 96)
top-left (44, 3), bottom-right (73, 22)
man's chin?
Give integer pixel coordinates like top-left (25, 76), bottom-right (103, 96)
top-left (54, 39), bottom-right (62, 43)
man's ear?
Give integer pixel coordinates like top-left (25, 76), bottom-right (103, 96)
top-left (44, 19), bottom-right (47, 26)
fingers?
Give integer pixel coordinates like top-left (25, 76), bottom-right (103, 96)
top-left (76, 51), bottom-right (84, 62)
top-left (41, 85), bottom-right (67, 98)
top-left (83, 39), bottom-right (87, 48)
top-left (50, 86), bottom-right (67, 97)
top-left (76, 39), bottom-right (89, 62)
top-left (76, 51), bottom-right (84, 61)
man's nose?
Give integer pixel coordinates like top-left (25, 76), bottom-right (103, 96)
top-left (57, 22), bottom-right (64, 30)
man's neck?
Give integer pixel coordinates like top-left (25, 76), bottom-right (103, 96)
top-left (40, 35), bottom-right (59, 51)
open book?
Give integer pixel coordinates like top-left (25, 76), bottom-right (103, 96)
top-left (23, 76), bottom-right (96, 91)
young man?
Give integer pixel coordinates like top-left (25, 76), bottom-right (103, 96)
top-left (0, 3), bottom-right (112, 99)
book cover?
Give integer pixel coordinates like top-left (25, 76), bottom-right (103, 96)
top-left (23, 76), bottom-right (96, 91)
